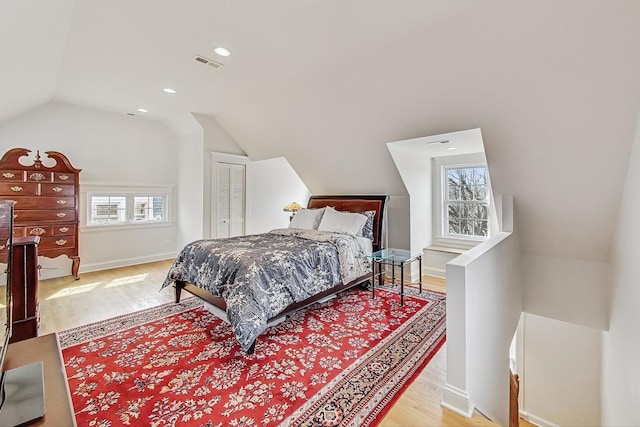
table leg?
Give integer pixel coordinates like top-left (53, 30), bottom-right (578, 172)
top-left (371, 261), bottom-right (376, 299)
top-left (419, 255), bottom-right (423, 294)
top-left (400, 261), bottom-right (404, 306)
top-left (392, 261), bottom-right (396, 288)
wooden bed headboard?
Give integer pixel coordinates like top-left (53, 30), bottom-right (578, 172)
top-left (307, 195), bottom-right (389, 252)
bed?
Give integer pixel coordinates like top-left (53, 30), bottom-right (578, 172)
top-left (161, 195), bottom-right (388, 354)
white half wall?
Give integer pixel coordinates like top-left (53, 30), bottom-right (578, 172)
top-left (602, 112), bottom-right (640, 426)
top-left (443, 195), bottom-right (522, 426)
top-left (0, 101), bottom-right (179, 279)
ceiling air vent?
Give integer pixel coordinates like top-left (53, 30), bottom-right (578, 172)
top-left (194, 55), bottom-right (223, 69)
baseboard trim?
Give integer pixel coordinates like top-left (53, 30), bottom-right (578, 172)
top-left (519, 410), bottom-right (558, 427)
top-left (441, 383), bottom-right (475, 418)
top-left (79, 252), bottom-right (177, 274)
top-left (424, 266), bottom-right (446, 279)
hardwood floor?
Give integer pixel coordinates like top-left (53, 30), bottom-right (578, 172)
top-left (37, 262), bottom-right (528, 427)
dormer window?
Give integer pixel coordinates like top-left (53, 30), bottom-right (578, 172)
top-left (433, 153), bottom-right (492, 249)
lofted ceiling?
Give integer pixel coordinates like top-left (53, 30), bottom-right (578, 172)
top-left (2, 0), bottom-right (640, 263)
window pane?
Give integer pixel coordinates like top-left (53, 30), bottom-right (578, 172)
top-left (134, 196), bottom-right (164, 222)
top-left (447, 169), bottom-right (461, 187)
top-left (448, 218), bottom-right (460, 234)
top-left (473, 167), bottom-right (487, 186)
top-left (90, 196), bottom-right (126, 224)
top-left (473, 185), bottom-right (487, 201)
top-left (152, 197), bottom-right (164, 220)
top-left (474, 220), bottom-right (488, 237)
top-left (476, 204), bottom-right (488, 219)
top-left (448, 185), bottom-right (460, 201)
top-left (448, 203), bottom-right (461, 220)
top-left (460, 220), bottom-right (473, 235)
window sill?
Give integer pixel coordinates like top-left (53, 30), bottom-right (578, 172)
top-left (80, 221), bottom-right (173, 233)
top-left (425, 245), bottom-right (467, 255)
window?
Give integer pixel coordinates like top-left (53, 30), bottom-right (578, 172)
top-left (90, 196), bottom-right (126, 224)
top-left (433, 153), bottom-right (491, 248)
top-left (85, 186), bottom-right (171, 228)
top-left (445, 166), bottom-right (489, 238)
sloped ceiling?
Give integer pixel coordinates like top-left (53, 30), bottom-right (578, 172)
top-left (2, 0), bottom-right (640, 263)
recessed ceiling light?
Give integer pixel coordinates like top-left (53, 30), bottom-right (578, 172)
top-left (163, 88), bottom-right (177, 94)
top-left (446, 147), bottom-right (458, 151)
top-left (137, 108), bottom-right (148, 113)
top-left (214, 47), bottom-right (231, 57)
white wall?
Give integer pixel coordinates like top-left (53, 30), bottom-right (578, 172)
top-left (193, 113), bottom-right (246, 239)
top-left (522, 255), bottom-right (609, 331)
top-left (246, 157), bottom-right (310, 235)
top-left (423, 249), bottom-right (459, 278)
top-left (0, 101), bottom-right (179, 279)
top-left (520, 313), bottom-right (601, 427)
top-left (170, 114), bottom-right (204, 250)
top-left (443, 195), bottom-right (521, 426)
top-left (602, 113), bottom-right (640, 426)
top-left (386, 144), bottom-right (432, 255)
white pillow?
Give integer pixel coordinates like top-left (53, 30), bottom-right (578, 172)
top-left (289, 208), bottom-right (325, 230)
top-left (317, 207), bottom-right (367, 236)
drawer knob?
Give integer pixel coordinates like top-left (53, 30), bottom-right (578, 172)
top-left (10, 186), bottom-right (22, 192)
top-left (59, 175), bottom-right (69, 181)
top-left (57, 200), bottom-right (67, 205)
top-left (55, 239), bottom-right (67, 246)
top-left (30, 227), bottom-right (46, 236)
top-left (2, 172), bottom-right (15, 178)
top-left (52, 187), bottom-right (63, 192)
top-left (56, 212), bottom-right (67, 218)
top-left (29, 172), bottom-right (46, 181)
top-left (59, 227), bottom-right (69, 233)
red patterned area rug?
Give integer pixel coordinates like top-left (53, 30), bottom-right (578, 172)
top-left (58, 287), bottom-right (446, 427)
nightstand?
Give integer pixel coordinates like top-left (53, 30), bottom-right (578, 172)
top-left (369, 248), bottom-right (422, 305)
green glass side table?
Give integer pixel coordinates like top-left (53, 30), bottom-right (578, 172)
top-left (368, 248), bottom-right (422, 305)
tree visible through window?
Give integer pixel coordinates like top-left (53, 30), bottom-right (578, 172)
top-left (445, 166), bottom-right (489, 238)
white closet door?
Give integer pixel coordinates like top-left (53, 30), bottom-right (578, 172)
top-left (215, 162), bottom-right (246, 238)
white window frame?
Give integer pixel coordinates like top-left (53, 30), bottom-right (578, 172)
top-left (81, 184), bottom-right (173, 231)
top-left (433, 153), bottom-right (492, 249)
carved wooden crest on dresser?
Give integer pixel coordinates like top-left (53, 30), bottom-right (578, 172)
top-left (0, 148), bottom-right (81, 279)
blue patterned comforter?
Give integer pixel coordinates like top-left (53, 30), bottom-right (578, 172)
top-left (161, 228), bottom-right (371, 352)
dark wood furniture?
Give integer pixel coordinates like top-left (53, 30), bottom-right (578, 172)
top-left (0, 148), bottom-right (81, 279)
top-left (9, 236), bottom-right (40, 343)
top-left (4, 334), bottom-right (77, 426)
top-left (173, 194), bottom-right (389, 353)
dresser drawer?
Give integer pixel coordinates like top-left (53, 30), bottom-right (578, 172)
top-left (11, 197), bottom-right (75, 210)
top-left (52, 224), bottom-right (75, 236)
top-left (19, 224), bottom-right (75, 237)
top-left (0, 182), bottom-right (38, 195)
top-left (14, 209), bottom-right (77, 223)
top-left (26, 171), bottom-right (52, 182)
top-left (40, 183), bottom-right (74, 196)
top-left (54, 173), bottom-right (75, 184)
top-left (8, 196), bottom-right (75, 210)
top-left (0, 170), bottom-right (25, 182)
top-left (38, 235), bottom-right (76, 251)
